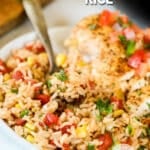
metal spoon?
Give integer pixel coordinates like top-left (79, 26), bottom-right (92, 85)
top-left (23, 0), bottom-right (56, 73)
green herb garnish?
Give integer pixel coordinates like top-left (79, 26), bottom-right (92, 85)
top-left (58, 86), bottom-right (67, 92)
top-left (96, 99), bottom-right (113, 119)
top-left (147, 103), bottom-right (150, 109)
top-left (119, 35), bottom-right (136, 56)
top-left (88, 24), bottom-right (97, 30)
top-left (127, 124), bottom-right (133, 135)
top-left (119, 35), bottom-right (127, 46)
top-left (45, 80), bottom-right (52, 89)
top-left (11, 88), bottom-right (18, 94)
top-left (138, 145), bottom-right (146, 150)
top-left (55, 70), bottom-right (68, 82)
top-left (87, 143), bottom-right (95, 150)
top-left (146, 127), bottom-right (150, 137)
top-left (20, 109), bottom-right (29, 118)
top-left (126, 40), bottom-right (136, 56)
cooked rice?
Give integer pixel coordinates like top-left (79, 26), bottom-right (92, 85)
top-left (0, 10), bottom-right (150, 150)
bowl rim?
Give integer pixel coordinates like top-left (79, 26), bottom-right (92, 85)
top-left (0, 26), bottom-right (71, 150)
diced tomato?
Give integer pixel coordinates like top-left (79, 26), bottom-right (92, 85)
top-left (120, 15), bottom-right (129, 24)
top-left (63, 144), bottom-right (70, 150)
top-left (25, 41), bottom-right (34, 50)
top-left (14, 56), bottom-right (24, 62)
top-left (60, 124), bottom-right (76, 134)
top-left (143, 52), bottom-right (150, 62)
top-left (131, 24), bottom-right (142, 33)
top-left (0, 59), bottom-right (10, 74)
top-left (88, 80), bottom-right (96, 90)
top-left (39, 121), bottom-right (45, 128)
top-left (128, 55), bottom-right (142, 69)
top-left (128, 50), bottom-right (150, 76)
top-left (98, 132), bottom-right (113, 150)
top-left (35, 94), bottom-right (50, 105)
top-left (64, 109), bottom-right (73, 115)
top-left (25, 41), bottom-right (45, 53)
top-left (61, 125), bottom-right (72, 134)
top-left (12, 70), bottom-right (24, 80)
top-left (34, 86), bottom-right (42, 95)
top-left (25, 79), bottom-right (37, 85)
top-left (99, 10), bottom-right (117, 26)
top-left (49, 140), bottom-right (56, 146)
top-left (43, 113), bottom-right (59, 126)
top-left (123, 28), bottom-right (135, 40)
top-left (128, 50), bottom-right (145, 69)
top-left (109, 31), bottom-right (122, 43)
top-left (135, 63), bottom-right (148, 77)
top-left (111, 96), bottom-right (124, 109)
top-left (33, 41), bottom-right (45, 53)
top-left (143, 28), bottom-right (150, 44)
top-left (15, 118), bottom-right (26, 126)
top-left (121, 137), bottom-right (132, 145)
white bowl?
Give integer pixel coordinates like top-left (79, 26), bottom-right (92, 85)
top-left (0, 26), bottom-right (72, 150)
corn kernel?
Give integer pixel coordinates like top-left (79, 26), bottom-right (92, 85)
top-left (15, 103), bottom-right (21, 109)
top-left (77, 60), bottom-right (86, 68)
top-left (39, 52), bottom-right (48, 60)
top-left (56, 53), bottom-right (67, 67)
top-left (27, 56), bottom-right (36, 67)
top-left (114, 89), bottom-right (124, 100)
top-left (25, 123), bottom-right (36, 131)
top-left (33, 68), bottom-right (44, 80)
top-left (76, 125), bottom-right (87, 138)
top-left (3, 73), bottom-right (11, 81)
top-left (38, 53), bottom-right (48, 66)
top-left (24, 127), bottom-right (31, 133)
top-left (26, 135), bottom-right (34, 143)
top-left (113, 109), bottom-right (124, 118)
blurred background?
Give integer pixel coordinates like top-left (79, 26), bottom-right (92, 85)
top-left (0, 0), bottom-right (149, 48)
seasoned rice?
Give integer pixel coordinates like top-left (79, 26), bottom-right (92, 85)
top-left (0, 10), bottom-right (150, 150)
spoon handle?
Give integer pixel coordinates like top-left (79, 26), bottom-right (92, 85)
top-left (23, 0), bottom-right (55, 73)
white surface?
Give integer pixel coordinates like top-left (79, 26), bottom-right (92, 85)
top-left (0, 0), bottom-right (115, 48)
top-left (0, 26), bottom-right (72, 150)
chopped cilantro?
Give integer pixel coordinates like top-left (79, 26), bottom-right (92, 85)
top-left (20, 109), bottom-right (29, 118)
top-left (55, 70), bottom-right (68, 82)
top-left (126, 40), bottom-right (136, 56)
top-left (119, 35), bottom-right (136, 56)
top-left (96, 99), bottom-right (113, 118)
top-left (45, 80), bottom-right (52, 89)
top-left (11, 88), bottom-right (18, 94)
top-left (147, 103), bottom-right (150, 109)
top-left (137, 90), bottom-right (142, 96)
top-left (58, 86), bottom-right (66, 92)
top-left (38, 113), bottom-right (44, 118)
top-left (146, 127), bottom-right (150, 137)
top-left (87, 143), bottom-right (95, 150)
top-left (138, 145), bottom-right (146, 150)
top-left (127, 124), bottom-right (133, 135)
top-left (88, 24), bottom-right (97, 30)
top-left (119, 35), bottom-right (127, 46)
